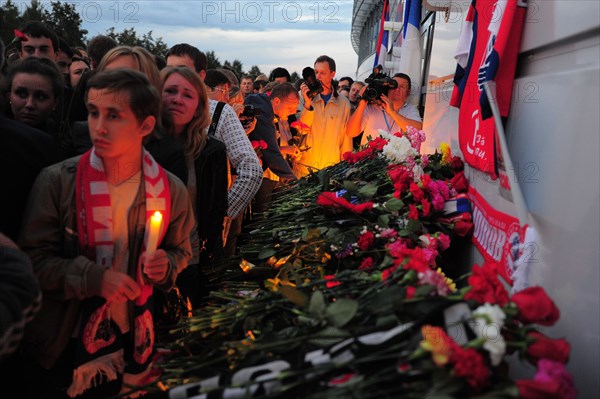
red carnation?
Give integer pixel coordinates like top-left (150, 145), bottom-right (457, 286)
top-left (450, 156), bottom-right (464, 171)
top-left (409, 182), bottom-right (425, 202)
top-left (368, 136), bottom-right (388, 150)
top-left (324, 275), bottom-right (341, 288)
top-left (511, 286), bottom-right (560, 326)
top-left (357, 231), bottom-right (375, 250)
top-left (408, 204), bottom-right (419, 220)
top-left (387, 165), bottom-right (412, 192)
top-left (526, 331), bottom-right (571, 364)
top-left (421, 199), bottom-right (431, 217)
top-left (14, 29), bottom-right (28, 41)
top-left (516, 379), bottom-right (564, 399)
top-left (452, 346), bottom-right (489, 390)
top-left (358, 257), bottom-right (374, 270)
top-left (464, 264), bottom-right (510, 306)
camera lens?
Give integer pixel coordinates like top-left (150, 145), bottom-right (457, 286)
top-left (364, 87), bottom-right (378, 101)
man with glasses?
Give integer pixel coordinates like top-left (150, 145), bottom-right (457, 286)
top-left (205, 69), bottom-right (232, 102)
top-left (347, 73), bottom-right (422, 146)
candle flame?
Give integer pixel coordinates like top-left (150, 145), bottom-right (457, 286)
top-left (151, 211), bottom-right (163, 222)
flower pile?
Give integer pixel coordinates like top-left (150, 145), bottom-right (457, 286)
top-left (145, 128), bottom-right (573, 399)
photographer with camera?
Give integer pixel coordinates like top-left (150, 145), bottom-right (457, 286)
top-left (347, 72), bottom-right (422, 146)
top-left (245, 82), bottom-right (300, 216)
top-left (297, 55), bottom-right (352, 177)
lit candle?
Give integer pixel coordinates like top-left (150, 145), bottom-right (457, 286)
top-left (145, 211), bottom-right (163, 259)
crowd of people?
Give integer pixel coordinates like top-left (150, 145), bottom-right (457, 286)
top-left (0, 19), bottom-right (423, 398)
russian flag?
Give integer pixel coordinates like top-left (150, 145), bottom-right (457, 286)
top-left (373, 0), bottom-right (390, 68)
top-left (398, 0), bottom-right (422, 105)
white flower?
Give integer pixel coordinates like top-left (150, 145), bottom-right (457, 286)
top-left (412, 164), bottom-right (424, 181)
top-left (382, 135), bottom-right (418, 164)
top-left (418, 234), bottom-right (431, 247)
top-left (471, 304), bottom-right (506, 366)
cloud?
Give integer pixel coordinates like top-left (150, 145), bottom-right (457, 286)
top-left (161, 27), bottom-right (357, 78)
top-left (80, 0), bottom-right (358, 78)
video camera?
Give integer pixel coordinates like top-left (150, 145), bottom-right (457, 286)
top-left (301, 67), bottom-right (324, 98)
top-left (362, 71), bottom-right (398, 103)
top-left (241, 104), bottom-right (262, 118)
top-left (240, 105), bottom-right (262, 128)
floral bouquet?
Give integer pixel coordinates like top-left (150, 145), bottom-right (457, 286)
top-left (142, 128), bottom-right (573, 399)
top-left (250, 139), bottom-right (267, 166)
top-left (290, 121), bottom-right (311, 153)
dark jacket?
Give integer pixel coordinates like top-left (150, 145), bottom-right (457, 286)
top-left (0, 116), bottom-right (61, 241)
top-left (245, 93), bottom-right (296, 180)
top-left (148, 136), bottom-right (228, 261)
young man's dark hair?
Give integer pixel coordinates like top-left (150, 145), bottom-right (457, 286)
top-left (86, 68), bottom-right (160, 123)
top-left (315, 55), bottom-right (336, 72)
top-left (86, 34), bottom-right (118, 68)
top-left (204, 69), bottom-right (231, 89)
top-left (154, 54), bottom-right (166, 70)
top-left (58, 38), bottom-right (74, 58)
top-left (269, 81), bottom-right (299, 100)
top-left (253, 79), bottom-right (267, 93)
top-left (269, 67), bottom-right (291, 82)
top-left (393, 72), bottom-right (412, 91)
top-left (17, 21), bottom-right (59, 53)
top-left (166, 43), bottom-right (207, 73)
top-left (338, 76), bottom-right (354, 88)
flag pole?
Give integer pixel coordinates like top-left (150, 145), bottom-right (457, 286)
top-left (482, 81), bottom-right (528, 227)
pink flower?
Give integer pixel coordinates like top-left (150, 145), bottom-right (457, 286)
top-left (438, 234), bottom-right (451, 251)
top-left (420, 248), bottom-right (438, 266)
top-left (535, 359), bottom-right (577, 399)
top-left (418, 268), bottom-right (451, 296)
top-left (387, 239), bottom-right (412, 259)
top-left (432, 194), bottom-right (445, 212)
top-left (379, 228), bottom-right (398, 239)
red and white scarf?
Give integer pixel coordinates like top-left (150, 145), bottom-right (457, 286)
top-left (69, 148), bottom-right (171, 398)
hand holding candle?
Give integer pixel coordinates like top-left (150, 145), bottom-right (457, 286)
top-left (144, 211), bottom-right (165, 282)
top-left (145, 211), bottom-right (163, 260)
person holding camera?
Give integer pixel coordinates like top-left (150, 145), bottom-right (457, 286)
top-left (245, 83), bottom-right (300, 216)
top-left (296, 55), bottom-right (353, 177)
top-left (347, 72), bottom-right (422, 146)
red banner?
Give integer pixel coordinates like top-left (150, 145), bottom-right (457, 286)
top-left (451, 0), bottom-right (528, 177)
top-left (468, 186), bottom-right (525, 284)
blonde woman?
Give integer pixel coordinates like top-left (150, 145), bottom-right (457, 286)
top-left (160, 66), bottom-right (228, 308)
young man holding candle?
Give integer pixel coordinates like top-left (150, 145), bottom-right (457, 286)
top-left (17, 69), bottom-right (195, 398)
